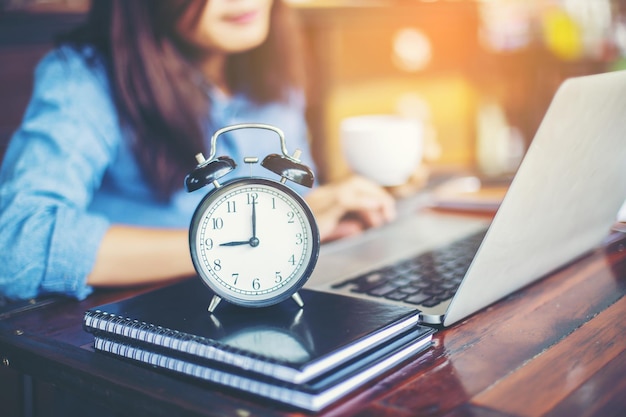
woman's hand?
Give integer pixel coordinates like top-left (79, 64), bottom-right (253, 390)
top-left (305, 175), bottom-right (396, 242)
top-left (88, 226), bottom-right (195, 287)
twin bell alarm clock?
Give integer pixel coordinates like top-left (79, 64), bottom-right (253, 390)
top-left (184, 123), bottom-right (320, 314)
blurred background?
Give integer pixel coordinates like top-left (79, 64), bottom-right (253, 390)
top-left (1, 0), bottom-right (625, 184)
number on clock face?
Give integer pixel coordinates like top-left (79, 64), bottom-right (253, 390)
top-left (192, 180), bottom-right (316, 303)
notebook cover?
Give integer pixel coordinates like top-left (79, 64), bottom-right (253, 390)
top-left (92, 325), bottom-right (434, 411)
top-left (84, 278), bottom-right (422, 384)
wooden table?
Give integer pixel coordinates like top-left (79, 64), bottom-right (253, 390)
top-left (1, 229), bottom-right (625, 417)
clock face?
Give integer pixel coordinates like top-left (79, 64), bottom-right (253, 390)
top-left (189, 178), bottom-right (319, 307)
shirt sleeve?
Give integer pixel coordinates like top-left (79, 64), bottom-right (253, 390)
top-left (0, 48), bottom-right (118, 300)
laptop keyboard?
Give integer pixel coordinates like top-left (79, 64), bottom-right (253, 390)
top-left (331, 229), bottom-right (487, 308)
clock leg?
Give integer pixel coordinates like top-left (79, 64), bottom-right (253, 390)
top-left (208, 295), bottom-right (222, 313)
top-left (291, 292), bottom-right (304, 308)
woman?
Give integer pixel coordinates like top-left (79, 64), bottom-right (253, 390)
top-left (0, 0), bottom-right (395, 301)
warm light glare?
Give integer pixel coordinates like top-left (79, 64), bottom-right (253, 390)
top-left (392, 27), bottom-right (432, 72)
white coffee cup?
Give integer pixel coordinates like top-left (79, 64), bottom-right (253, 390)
top-left (340, 115), bottom-right (423, 186)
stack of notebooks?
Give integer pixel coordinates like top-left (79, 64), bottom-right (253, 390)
top-left (83, 279), bottom-right (435, 411)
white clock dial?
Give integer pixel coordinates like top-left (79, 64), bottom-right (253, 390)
top-left (190, 178), bottom-right (319, 307)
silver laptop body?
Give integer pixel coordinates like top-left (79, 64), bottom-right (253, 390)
top-left (306, 70), bottom-right (626, 327)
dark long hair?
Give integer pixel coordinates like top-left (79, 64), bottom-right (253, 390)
top-left (59, 0), bottom-right (305, 199)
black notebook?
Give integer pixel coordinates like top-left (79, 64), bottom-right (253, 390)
top-left (92, 325), bottom-right (434, 412)
top-left (83, 278), bottom-right (426, 384)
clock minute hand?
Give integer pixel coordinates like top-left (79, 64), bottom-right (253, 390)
top-left (251, 199), bottom-right (257, 239)
top-left (249, 198), bottom-right (260, 248)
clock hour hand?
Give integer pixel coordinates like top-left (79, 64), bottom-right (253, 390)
top-left (220, 237), bottom-right (260, 247)
top-left (219, 240), bottom-right (251, 247)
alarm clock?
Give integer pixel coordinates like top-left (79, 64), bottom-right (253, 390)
top-left (185, 123), bottom-right (320, 313)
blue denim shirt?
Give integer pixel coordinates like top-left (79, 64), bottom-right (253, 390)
top-left (0, 46), bottom-right (315, 301)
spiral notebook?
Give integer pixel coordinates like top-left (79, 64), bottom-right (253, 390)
top-left (92, 325), bottom-right (433, 411)
top-left (83, 278), bottom-right (430, 385)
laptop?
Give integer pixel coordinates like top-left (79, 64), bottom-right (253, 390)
top-left (305, 70), bottom-right (626, 327)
